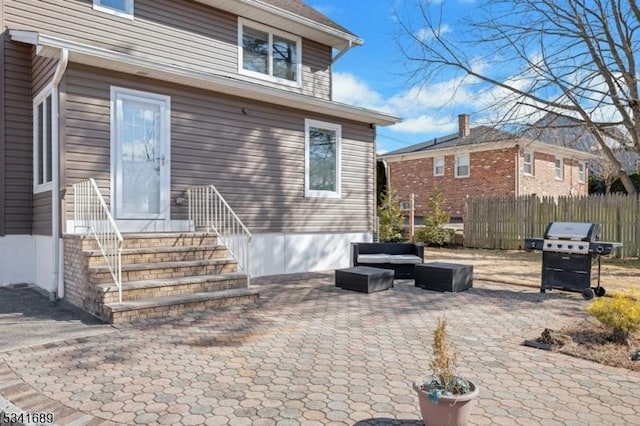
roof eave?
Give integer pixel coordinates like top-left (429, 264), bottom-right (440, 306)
top-left (193, 0), bottom-right (363, 50)
top-left (11, 31), bottom-right (398, 126)
top-left (380, 138), bottom-right (595, 162)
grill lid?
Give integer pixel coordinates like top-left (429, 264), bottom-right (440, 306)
top-left (543, 222), bottom-right (601, 241)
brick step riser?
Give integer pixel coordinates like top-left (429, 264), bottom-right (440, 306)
top-left (100, 278), bottom-right (248, 304)
top-left (90, 263), bottom-right (238, 284)
top-left (80, 236), bottom-right (219, 251)
top-left (108, 293), bottom-right (259, 324)
top-left (86, 248), bottom-right (228, 267)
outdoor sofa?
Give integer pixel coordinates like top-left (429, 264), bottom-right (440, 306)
top-left (351, 242), bottom-right (424, 279)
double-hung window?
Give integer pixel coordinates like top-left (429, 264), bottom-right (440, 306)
top-left (305, 119), bottom-right (341, 198)
top-left (93, 0), bottom-right (134, 18)
top-left (455, 153), bottom-right (470, 178)
top-left (33, 85), bottom-right (55, 193)
top-left (523, 151), bottom-right (533, 175)
top-left (433, 156), bottom-right (444, 176)
top-left (578, 162), bottom-right (586, 183)
top-left (555, 157), bottom-right (564, 180)
top-left (239, 19), bottom-right (301, 86)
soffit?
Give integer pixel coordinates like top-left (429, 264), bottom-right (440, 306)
top-left (193, 0), bottom-right (362, 50)
top-left (11, 31), bottom-right (399, 126)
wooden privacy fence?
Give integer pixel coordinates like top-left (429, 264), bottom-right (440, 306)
top-left (465, 194), bottom-right (640, 258)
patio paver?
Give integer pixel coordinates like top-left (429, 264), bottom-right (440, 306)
top-left (1, 273), bottom-right (640, 425)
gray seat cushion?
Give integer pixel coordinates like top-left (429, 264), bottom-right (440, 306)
top-left (388, 254), bottom-right (423, 264)
top-left (357, 254), bottom-right (391, 263)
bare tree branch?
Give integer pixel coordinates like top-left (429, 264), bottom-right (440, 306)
top-left (396, 0), bottom-right (640, 193)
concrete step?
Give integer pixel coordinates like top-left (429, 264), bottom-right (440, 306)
top-left (84, 245), bottom-right (229, 267)
top-left (96, 273), bottom-right (248, 303)
top-left (89, 258), bottom-right (238, 284)
top-left (104, 288), bottom-right (260, 323)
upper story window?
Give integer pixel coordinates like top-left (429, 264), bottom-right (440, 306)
top-left (578, 162), bottom-right (586, 183)
top-left (399, 201), bottom-right (411, 211)
top-left (33, 85), bottom-right (55, 193)
top-left (93, 0), bottom-right (134, 19)
top-left (555, 157), bottom-right (564, 180)
top-left (305, 119), bottom-right (341, 198)
top-left (239, 19), bottom-right (301, 86)
top-left (433, 156), bottom-right (444, 176)
top-left (455, 153), bottom-right (470, 178)
top-left (523, 151), bottom-right (533, 175)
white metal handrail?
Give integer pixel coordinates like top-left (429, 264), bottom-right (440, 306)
top-left (187, 185), bottom-right (252, 285)
top-left (73, 178), bottom-right (123, 303)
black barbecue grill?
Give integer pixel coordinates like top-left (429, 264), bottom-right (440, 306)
top-left (524, 222), bottom-right (623, 299)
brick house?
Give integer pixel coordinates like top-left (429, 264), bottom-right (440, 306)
top-left (379, 114), bottom-right (593, 223)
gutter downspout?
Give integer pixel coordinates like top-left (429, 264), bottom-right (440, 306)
top-left (51, 48), bottom-right (69, 301)
top-left (331, 40), bottom-right (352, 64)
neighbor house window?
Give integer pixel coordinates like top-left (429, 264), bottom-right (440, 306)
top-left (399, 201), bottom-right (411, 211)
top-left (455, 153), bottom-right (470, 178)
top-left (33, 86), bottom-right (55, 193)
top-left (555, 157), bottom-right (564, 180)
top-left (433, 156), bottom-right (444, 176)
top-left (239, 19), bottom-right (301, 86)
top-left (305, 119), bottom-right (341, 198)
top-left (578, 162), bottom-right (586, 183)
top-left (93, 0), bottom-right (134, 18)
top-left (523, 151), bottom-right (533, 175)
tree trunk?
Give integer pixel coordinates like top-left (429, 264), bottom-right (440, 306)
top-left (618, 171), bottom-right (637, 195)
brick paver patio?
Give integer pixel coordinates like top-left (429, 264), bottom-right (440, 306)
top-left (1, 273), bottom-right (640, 425)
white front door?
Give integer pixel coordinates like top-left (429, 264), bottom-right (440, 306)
top-left (111, 87), bottom-right (171, 225)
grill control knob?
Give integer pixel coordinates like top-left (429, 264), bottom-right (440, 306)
top-left (596, 245), bottom-right (604, 254)
top-left (568, 245), bottom-right (573, 250)
top-left (578, 245), bottom-right (584, 250)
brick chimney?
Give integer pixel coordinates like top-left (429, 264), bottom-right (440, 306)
top-left (458, 113), bottom-right (470, 138)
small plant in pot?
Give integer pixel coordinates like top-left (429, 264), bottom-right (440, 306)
top-left (413, 317), bottom-right (479, 426)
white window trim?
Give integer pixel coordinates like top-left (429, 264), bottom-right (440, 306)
top-left (93, 0), bottom-right (134, 19)
top-left (400, 201), bottom-right (411, 211)
top-left (578, 161), bottom-right (586, 183)
top-left (238, 18), bottom-right (302, 88)
top-left (433, 156), bottom-right (444, 176)
top-left (455, 153), bottom-right (470, 178)
top-left (523, 151), bottom-right (534, 176)
top-left (33, 83), bottom-right (57, 194)
top-left (304, 119), bottom-right (341, 199)
top-left (555, 157), bottom-right (564, 180)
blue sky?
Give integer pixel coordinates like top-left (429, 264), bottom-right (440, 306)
top-left (309, 0), bottom-right (476, 153)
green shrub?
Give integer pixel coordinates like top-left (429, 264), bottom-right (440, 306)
top-left (415, 190), bottom-right (453, 247)
top-left (586, 293), bottom-right (640, 344)
top-left (377, 189), bottom-right (405, 242)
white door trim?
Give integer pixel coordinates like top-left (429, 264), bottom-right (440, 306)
top-left (110, 86), bottom-right (171, 226)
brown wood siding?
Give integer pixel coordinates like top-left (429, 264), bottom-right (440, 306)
top-left (0, 34), bottom-right (6, 236)
top-left (301, 39), bottom-right (331, 99)
top-left (3, 39), bottom-right (32, 234)
top-left (63, 64), bottom-right (374, 233)
top-left (5, 0), bottom-right (332, 100)
top-left (32, 191), bottom-right (51, 235)
top-left (31, 50), bottom-right (57, 95)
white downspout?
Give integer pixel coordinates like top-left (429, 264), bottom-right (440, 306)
top-left (51, 48), bottom-right (69, 301)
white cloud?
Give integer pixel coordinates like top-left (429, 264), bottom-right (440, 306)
top-left (332, 72), bottom-right (391, 112)
top-left (416, 24), bottom-right (451, 42)
top-left (390, 115), bottom-right (457, 134)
